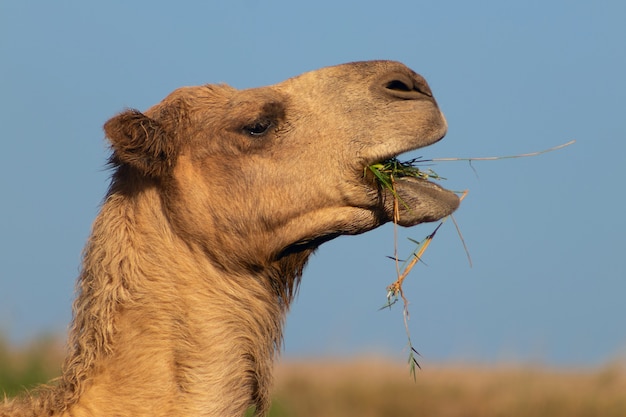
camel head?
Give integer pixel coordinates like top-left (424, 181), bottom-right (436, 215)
top-left (104, 60), bottom-right (459, 293)
top-left (1, 61), bottom-right (460, 417)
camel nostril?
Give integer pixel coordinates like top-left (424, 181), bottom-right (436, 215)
top-left (381, 74), bottom-right (433, 99)
top-left (385, 80), bottom-right (412, 92)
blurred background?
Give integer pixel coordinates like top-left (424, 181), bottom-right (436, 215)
top-left (1, 1), bottom-right (625, 415)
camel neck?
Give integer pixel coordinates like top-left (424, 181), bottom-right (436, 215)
top-left (57, 187), bottom-right (283, 416)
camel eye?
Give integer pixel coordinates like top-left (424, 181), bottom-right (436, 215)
top-left (244, 120), bottom-right (273, 137)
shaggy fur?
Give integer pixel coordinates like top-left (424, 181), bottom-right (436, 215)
top-left (1, 61), bottom-right (459, 417)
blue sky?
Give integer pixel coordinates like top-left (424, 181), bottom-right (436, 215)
top-left (1, 1), bottom-right (624, 366)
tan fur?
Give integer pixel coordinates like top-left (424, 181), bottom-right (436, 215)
top-left (1, 61), bottom-right (459, 417)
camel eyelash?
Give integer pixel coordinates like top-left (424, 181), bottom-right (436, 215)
top-left (243, 119), bottom-right (274, 137)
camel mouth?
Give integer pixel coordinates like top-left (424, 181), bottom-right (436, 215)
top-left (365, 157), bottom-right (460, 226)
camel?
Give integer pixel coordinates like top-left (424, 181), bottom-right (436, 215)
top-left (1, 60), bottom-right (459, 417)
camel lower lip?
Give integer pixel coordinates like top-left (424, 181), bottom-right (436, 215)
top-left (383, 176), bottom-right (460, 226)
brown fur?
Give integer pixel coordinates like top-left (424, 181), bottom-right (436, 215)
top-left (1, 61), bottom-right (459, 417)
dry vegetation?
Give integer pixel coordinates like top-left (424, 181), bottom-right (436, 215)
top-left (0, 336), bottom-right (63, 398)
top-left (271, 359), bottom-right (626, 417)
top-left (1, 338), bottom-right (625, 416)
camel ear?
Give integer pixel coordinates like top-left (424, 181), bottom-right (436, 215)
top-left (104, 109), bottom-right (177, 177)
